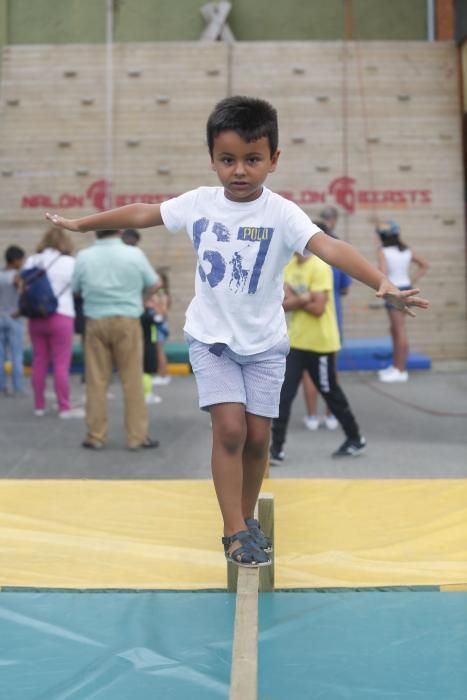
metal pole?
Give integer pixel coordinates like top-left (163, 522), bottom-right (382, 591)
top-left (427, 0), bottom-right (435, 42)
top-left (105, 0), bottom-right (114, 208)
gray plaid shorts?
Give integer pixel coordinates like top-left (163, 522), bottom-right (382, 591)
top-left (185, 334), bottom-right (290, 418)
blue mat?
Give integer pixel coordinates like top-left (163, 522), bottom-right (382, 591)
top-left (337, 336), bottom-right (431, 371)
top-left (1, 590), bottom-right (465, 699)
top-left (20, 337), bottom-right (431, 374)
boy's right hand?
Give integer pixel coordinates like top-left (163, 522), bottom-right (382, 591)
top-left (45, 212), bottom-right (80, 231)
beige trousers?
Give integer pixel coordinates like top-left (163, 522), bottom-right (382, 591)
top-left (84, 317), bottom-right (148, 448)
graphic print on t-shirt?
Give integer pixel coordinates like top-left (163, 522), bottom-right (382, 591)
top-left (193, 218), bottom-right (274, 295)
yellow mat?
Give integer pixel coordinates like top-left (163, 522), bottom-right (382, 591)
top-left (1, 479), bottom-right (466, 589)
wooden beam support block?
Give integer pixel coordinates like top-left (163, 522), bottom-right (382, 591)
top-left (258, 493), bottom-right (274, 593)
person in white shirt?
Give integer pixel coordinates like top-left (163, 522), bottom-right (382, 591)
top-left (23, 227), bottom-right (82, 418)
top-left (376, 221), bottom-right (429, 383)
top-left (45, 96), bottom-right (429, 568)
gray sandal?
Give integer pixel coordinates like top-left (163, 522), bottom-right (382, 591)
top-left (245, 518), bottom-right (273, 553)
top-left (222, 530), bottom-right (271, 568)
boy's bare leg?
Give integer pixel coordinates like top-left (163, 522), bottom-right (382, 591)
top-left (210, 402), bottom-right (248, 538)
top-left (242, 413), bottom-right (271, 519)
top-left (388, 308), bottom-right (408, 371)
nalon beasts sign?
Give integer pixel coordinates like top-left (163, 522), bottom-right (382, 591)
top-left (21, 177), bottom-right (432, 213)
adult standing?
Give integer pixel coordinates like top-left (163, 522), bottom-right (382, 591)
top-left (72, 230), bottom-right (160, 450)
top-left (23, 228), bottom-right (79, 417)
top-left (376, 221), bottom-right (428, 383)
top-left (271, 252), bottom-right (366, 461)
top-left (302, 209), bottom-right (352, 431)
top-left (0, 245), bottom-right (26, 396)
top-left (317, 207), bottom-right (352, 336)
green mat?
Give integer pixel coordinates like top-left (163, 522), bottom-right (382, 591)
top-left (22, 341), bottom-right (190, 368)
top-left (1, 590), bottom-right (466, 699)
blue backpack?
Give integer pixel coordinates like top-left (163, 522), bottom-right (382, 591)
top-left (19, 255), bottom-right (62, 319)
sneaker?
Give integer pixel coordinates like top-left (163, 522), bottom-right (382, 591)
top-left (303, 415), bottom-right (320, 431)
top-left (332, 435), bottom-right (366, 458)
top-left (145, 394), bottom-right (162, 405)
top-left (269, 447), bottom-right (285, 465)
top-left (378, 367), bottom-right (408, 383)
top-left (324, 414), bottom-right (339, 431)
top-left (59, 407), bottom-right (85, 419)
top-left (377, 365), bottom-right (395, 377)
top-left (34, 409), bottom-right (46, 417)
top-left (152, 376), bottom-right (171, 386)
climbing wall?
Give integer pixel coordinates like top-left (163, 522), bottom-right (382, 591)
top-left (0, 41), bottom-right (465, 359)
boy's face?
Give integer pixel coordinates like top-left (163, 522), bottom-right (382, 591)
top-left (211, 130), bottom-right (280, 203)
top-left (10, 257), bottom-right (24, 270)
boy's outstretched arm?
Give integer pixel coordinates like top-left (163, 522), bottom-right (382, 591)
top-left (45, 203), bottom-right (164, 232)
top-left (307, 231), bottom-right (429, 316)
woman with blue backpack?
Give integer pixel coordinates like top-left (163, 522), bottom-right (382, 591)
top-left (22, 227), bottom-right (82, 418)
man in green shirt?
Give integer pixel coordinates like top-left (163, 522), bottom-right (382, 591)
top-left (72, 230), bottom-right (160, 450)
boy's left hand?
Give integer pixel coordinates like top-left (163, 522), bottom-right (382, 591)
top-left (376, 280), bottom-right (429, 317)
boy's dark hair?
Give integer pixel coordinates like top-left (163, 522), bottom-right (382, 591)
top-left (122, 229), bottom-right (141, 246)
top-left (95, 230), bottom-right (120, 239)
top-left (206, 96), bottom-right (278, 157)
top-left (5, 245), bottom-right (25, 264)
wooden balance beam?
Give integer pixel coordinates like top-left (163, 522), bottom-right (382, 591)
top-left (228, 493), bottom-right (274, 700)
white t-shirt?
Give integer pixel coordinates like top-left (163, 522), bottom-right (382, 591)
top-left (24, 248), bottom-right (76, 318)
top-left (161, 186), bottom-right (320, 354)
top-left (382, 246), bottom-right (412, 288)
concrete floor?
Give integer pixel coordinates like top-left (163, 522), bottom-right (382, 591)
top-left (1, 364), bottom-right (466, 480)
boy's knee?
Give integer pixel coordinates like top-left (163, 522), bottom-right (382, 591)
top-left (244, 435), bottom-right (268, 461)
top-left (216, 423), bottom-right (246, 455)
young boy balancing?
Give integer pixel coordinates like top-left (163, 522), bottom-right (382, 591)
top-left (46, 96), bottom-right (428, 568)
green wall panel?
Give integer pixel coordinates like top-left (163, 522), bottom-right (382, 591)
top-left (1, 0), bottom-right (428, 46)
top-left (115, 0), bottom-right (205, 42)
top-left (0, 0), bottom-right (7, 47)
top-left (228, 0), bottom-right (345, 41)
top-left (353, 0), bottom-right (427, 40)
top-left (7, 0), bottom-right (105, 44)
